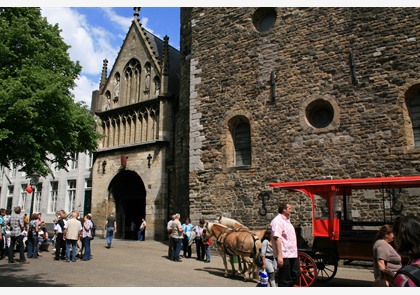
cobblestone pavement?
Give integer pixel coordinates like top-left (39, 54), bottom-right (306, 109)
top-left (0, 238), bottom-right (375, 288)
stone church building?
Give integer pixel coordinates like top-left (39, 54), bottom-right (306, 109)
top-left (91, 7), bottom-right (420, 241)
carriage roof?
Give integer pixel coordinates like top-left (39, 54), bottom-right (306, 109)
top-left (269, 175), bottom-right (420, 196)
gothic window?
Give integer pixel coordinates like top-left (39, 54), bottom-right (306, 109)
top-left (144, 62), bottom-right (151, 92)
top-left (114, 72), bottom-right (120, 102)
top-left (124, 59), bottom-right (141, 104)
top-left (105, 91), bottom-right (111, 110)
top-left (406, 85), bottom-right (420, 148)
top-left (153, 76), bottom-right (161, 96)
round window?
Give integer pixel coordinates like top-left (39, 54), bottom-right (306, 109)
top-left (306, 99), bottom-right (334, 129)
top-left (252, 8), bottom-right (277, 32)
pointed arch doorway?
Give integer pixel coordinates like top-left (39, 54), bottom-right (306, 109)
top-left (108, 170), bottom-right (146, 240)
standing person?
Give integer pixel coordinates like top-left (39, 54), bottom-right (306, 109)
top-left (166, 214), bottom-right (175, 259)
top-left (6, 206), bottom-right (29, 264)
top-left (138, 218), bottom-right (146, 241)
top-left (0, 208), bottom-right (5, 260)
top-left (393, 215), bottom-right (420, 287)
top-left (27, 212), bottom-right (39, 259)
top-left (372, 224), bottom-right (402, 286)
top-left (63, 210), bottom-right (82, 262)
top-left (170, 213), bottom-right (184, 262)
top-left (82, 213), bottom-right (93, 261)
top-left (105, 212), bottom-right (117, 249)
top-left (202, 231), bottom-right (212, 263)
top-left (261, 228), bottom-right (277, 287)
top-left (182, 217), bottom-right (193, 258)
top-left (270, 202), bottom-right (300, 287)
top-left (193, 218), bottom-right (205, 260)
top-left (54, 210), bottom-right (67, 261)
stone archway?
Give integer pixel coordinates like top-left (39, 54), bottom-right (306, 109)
top-left (108, 170), bottom-right (146, 240)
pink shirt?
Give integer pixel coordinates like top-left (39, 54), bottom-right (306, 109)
top-left (270, 213), bottom-right (298, 258)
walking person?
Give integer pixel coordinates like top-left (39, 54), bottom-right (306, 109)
top-left (6, 206), bottom-right (29, 264)
top-left (260, 228), bottom-right (277, 287)
top-left (82, 213), bottom-right (93, 261)
top-left (193, 218), bottom-right (205, 260)
top-left (63, 210), bottom-right (82, 262)
top-left (170, 213), bottom-right (183, 262)
top-left (105, 212), bottom-right (117, 248)
top-left (138, 218), bottom-right (146, 241)
top-left (270, 202), bottom-right (300, 287)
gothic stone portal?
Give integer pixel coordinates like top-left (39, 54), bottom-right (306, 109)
top-left (108, 170), bottom-right (146, 240)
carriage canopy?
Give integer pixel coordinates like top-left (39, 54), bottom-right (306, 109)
top-left (269, 176), bottom-right (420, 240)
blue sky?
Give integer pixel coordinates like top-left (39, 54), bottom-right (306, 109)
top-left (40, 7), bottom-right (180, 107)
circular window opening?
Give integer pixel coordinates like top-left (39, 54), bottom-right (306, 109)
top-left (252, 8), bottom-right (277, 32)
top-left (306, 99), bottom-right (334, 129)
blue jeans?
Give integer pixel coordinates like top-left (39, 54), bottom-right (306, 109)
top-left (83, 237), bottom-right (91, 260)
top-left (106, 227), bottom-right (114, 246)
top-left (65, 239), bottom-right (77, 261)
top-left (171, 237), bottom-right (182, 261)
top-left (204, 244), bottom-right (211, 261)
top-left (27, 235), bottom-right (39, 258)
top-left (137, 228), bottom-right (144, 241)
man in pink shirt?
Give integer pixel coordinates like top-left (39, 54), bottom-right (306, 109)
top-left (270, 202), bottom-right (300, 286)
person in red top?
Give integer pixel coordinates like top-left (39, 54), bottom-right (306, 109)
top-left (202, 230), bottom-right (212, 263)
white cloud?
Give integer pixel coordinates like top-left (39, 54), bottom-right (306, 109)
top-left (41, 7), bottom-right (126, 106)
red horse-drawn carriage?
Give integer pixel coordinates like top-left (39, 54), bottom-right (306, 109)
top-left (269, 175), bottom-right (420, 286)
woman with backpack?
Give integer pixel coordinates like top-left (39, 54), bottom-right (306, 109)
top-left (393, 215), bottom-right (420, 287)
top-left (261, 228), bottom-right (277, 287)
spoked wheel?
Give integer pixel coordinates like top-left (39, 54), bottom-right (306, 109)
top-left (298, 252), bottom-right (317, 287)
top-left (313, 252), bottom-right (338, 282)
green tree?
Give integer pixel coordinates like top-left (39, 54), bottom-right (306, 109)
top-left (0, 7), bottom-right (101, 176)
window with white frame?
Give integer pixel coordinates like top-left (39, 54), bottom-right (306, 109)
top-left (20, 184), bottom-right (28, 211)
top-left (69, 153), bottom-right (78, 170)
top-left (34, 183), bottom-right (42, 213)
top-left (85, 152), bottom-right (93, 169)
top-left (66, 180), bottom-right (76, 213)
top-left (49, 181), bottom-right (58, 214)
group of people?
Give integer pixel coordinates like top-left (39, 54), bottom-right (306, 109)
top-left (372, 215), bottom-right (420, 287)
top-left (0, 207), bottom-right (52, 264)
top-left (258, 201), bottom-right (420, 287)
top-left (166, 214), bottom-right (212, 263)
top-left (0, 206), bottom-right (95, 264)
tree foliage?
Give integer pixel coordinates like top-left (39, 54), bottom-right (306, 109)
top-left (0, 8), bottom-right (101, 176)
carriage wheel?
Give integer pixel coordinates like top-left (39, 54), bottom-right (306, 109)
top-left (313, 253), bottom-right (338, 282)
top-left (298, 252), bottom-right (317, 287)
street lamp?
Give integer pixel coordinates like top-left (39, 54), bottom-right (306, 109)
top-left (28, 173), bottom-right (40, 217)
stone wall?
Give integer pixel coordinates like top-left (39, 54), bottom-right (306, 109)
top-left (179, 7), bottom-right (420, 232)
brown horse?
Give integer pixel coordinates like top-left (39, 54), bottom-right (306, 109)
top-left (217, 216), bottom-right (268, 278)
top-left (204, 222), bottom-right (261, 281)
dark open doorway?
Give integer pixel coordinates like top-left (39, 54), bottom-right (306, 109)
top-left (108, 170), bottom-right (146, 240)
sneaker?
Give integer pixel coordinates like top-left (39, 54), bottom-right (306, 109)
top-left (19, 261), bottom-right (30, 264)
top-left (204, 260), bottom-right (210, 263)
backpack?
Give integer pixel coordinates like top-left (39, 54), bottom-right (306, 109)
top-left (254, 248), bottom-right (263, 268)
top-left (91, 221), bottom-right (96, 240)
top-left (395, 265), bottom-right (420, 286)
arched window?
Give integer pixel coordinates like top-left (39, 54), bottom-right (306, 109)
top-left (234, 122), bottom-right (251, 166)
top-left (407, 85), bottom-right (420, 147)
